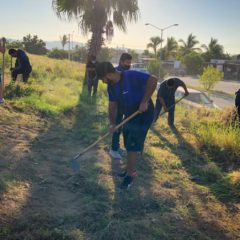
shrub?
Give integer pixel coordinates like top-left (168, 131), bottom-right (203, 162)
top-left (199, 66), bottom-right (223, 93)
top-left (48, 48), bottom-right (68, 60)
top-left (147, 60), bottom-right (166, 80)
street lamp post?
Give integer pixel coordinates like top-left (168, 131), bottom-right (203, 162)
top-left (145, 23), bottom-right (179, 60)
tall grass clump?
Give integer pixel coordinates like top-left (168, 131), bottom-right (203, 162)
top-left (188, 108), bottom-right (240, 163)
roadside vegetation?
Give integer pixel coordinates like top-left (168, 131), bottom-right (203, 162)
top-left (0, 54), bottom-right (240, 239)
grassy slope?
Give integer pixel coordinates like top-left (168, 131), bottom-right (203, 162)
top-left (0, 55), bottom-right (240, 240)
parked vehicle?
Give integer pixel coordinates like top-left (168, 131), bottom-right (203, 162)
top-left (175, 88), bottom-right (219, 109)
top-left (131, 63), bottom-right (149, 73)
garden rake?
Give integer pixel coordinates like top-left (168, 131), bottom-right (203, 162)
top-left (71, 110), bottom-right (140, 172)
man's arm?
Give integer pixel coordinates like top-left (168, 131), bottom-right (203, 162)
top-left (178, 80), bottom-right (189, 96)
top-left (139, 75), bottom-right (157, 112)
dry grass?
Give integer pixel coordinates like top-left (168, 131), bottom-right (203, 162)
top-left (0, 55), bottom-right (240, 239)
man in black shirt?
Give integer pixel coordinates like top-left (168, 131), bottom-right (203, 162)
top-left (154, 78), bottom-right (189, 127)
top-left (8, 48), bottom-right (32, 83)
top-left (86, 55), bottom-right (98, 96)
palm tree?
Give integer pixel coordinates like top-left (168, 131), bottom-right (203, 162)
top-left (60, 34), bottom-right (68, 49)
top-left (178, 33), bottom-right (201, 56)
top-left (201, 38), bottom-right (224, 61)
top-left (163, 37), bottom-right (178, 60)
top-left (147, 36), bottom-right (162, 58)
top-left (52, 0), bottom-right (139, 58)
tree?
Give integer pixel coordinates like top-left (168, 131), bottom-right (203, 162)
top-left (183, 52), bottom-right (204, 75)
top-left (127, 49), bottom-right (139, 62)
top-left (52, 0), bottom-right (139, 59)
top-left (60, 34), bottom-right (68, 49)
top-left (201, 38), bottom-right (224, 62)
top-left (163, 37), bottom-right (178, 60)
top-left (23, 34), bottom-right (47, 55)
top-left (98, 47), bottom-right (113, 61)
top-left (147, 36), bottom-right (162, 58)
top-left (199, 66), bottom-right (223, 94)
top-left (147, 60), bottom-right (166, 80)
top-left (6, 40), bottom-right (24, 49)
top-left (178, 33), bottom-right (201, 56)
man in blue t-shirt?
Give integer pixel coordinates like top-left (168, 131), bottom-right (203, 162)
top-left (96, 62), bottom-right (157, 189)
top-left (109, 53), bottom-right (132, 159)
top-left (154, 78), bottom-right (189, 128)
top-left (8, 48), bottom-right (32, 83)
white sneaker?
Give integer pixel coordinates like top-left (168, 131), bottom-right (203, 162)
top-left (109, 150), bottom-right (122, 159)
top-left (118, 148), bottom-right (126, 156)
top-left (0, 98), bottom-right (5, 104)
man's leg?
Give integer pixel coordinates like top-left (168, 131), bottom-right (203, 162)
top-left (87, 77), bottom-right (92, 96)
top-left (11, 69), bottom-right (18, 81)
top-left (93, 77), bottom-right (99, 96)
top-left (23, 72), bottom-right (30, 83)
top-left (168, 105), bottom-right (175, 127)
top-left (126, 151), bottom-right (137, 176)
top-left (153, 99), bottom-right (162, 122)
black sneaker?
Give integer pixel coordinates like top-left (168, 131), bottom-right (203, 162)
top-left (117, 171), bottom-right (127, 178)
top-left (118, 175), bottom-right (134, 190)
top-left (117, 171), bottom-right (137, 178)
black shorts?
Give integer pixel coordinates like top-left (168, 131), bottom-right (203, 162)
top-left (123, 105), bottom-right (154, 152)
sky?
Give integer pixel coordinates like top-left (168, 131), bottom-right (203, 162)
top-left (0, 0), bottom-right (239, 54)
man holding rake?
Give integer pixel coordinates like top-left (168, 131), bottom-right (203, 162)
top-left (96, 62), bottom-right (157, 189)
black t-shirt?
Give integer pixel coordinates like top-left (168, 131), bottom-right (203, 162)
top-left (235, 90), bottom-right (240, 108)
top-left (157, 79), bottom-right (184, 101)
top-left (87, 61), bottom-right (97, 78)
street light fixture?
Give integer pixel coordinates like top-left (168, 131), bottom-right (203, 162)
top-left (145, 23), bottom-right (179, 57)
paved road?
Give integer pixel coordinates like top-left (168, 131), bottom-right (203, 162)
top-left (210, 93), bottom-right (234, 109)
top-left (169, 75), bottom-right (237, 109)
top-left (179, 76), bottom-right (240, 95)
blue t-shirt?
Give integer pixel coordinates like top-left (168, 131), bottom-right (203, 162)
top-left (107, 70), bottom-right (150, 108)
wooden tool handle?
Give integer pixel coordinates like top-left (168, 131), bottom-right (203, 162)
top-left (72, 110), bottom-right (140, 160)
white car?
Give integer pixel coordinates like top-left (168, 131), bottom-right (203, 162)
top-left (131, 63), bottom-right (149, 73)
top-left (175, 88), bottom-right (219, 109)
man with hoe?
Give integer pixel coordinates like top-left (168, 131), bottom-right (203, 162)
top-left (153, 78), bottom-right (189, 128)
top-left (96, 61), bottom-right (157, 189)
top-left (109, 53), bottom-right (132, 159)
top-left (8, 48), bottom-right (32, 83)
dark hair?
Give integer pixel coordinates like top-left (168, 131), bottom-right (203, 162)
top-left (119, 53), bottom-right (132, 62)
top-left (8, 48), bottom-right (17, 55)
top-left (96, 62), bottom-right (116, 79)
top-left (167, 78), bottom-right (180, 87)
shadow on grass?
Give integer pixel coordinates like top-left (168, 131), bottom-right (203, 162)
top-left (151, 125), bottom-right (240, 205)
top-left (0, 86), bottom-right (112, 239)
top-left (148, 125), bottom-right (238, 239)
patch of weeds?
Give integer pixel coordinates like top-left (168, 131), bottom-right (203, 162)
top-left (212, 173), bottom-right (240, 202)
top-left (4, 82), bottom-right (41, 99)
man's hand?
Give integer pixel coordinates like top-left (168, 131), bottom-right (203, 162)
top-left (109, 124), bottom-right (116, 134)
top-left (138, 101), bottom-right (148, 113)
top-left (184, 91), bottom-right (189, 96)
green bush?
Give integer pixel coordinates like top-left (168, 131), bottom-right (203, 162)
top-left (183, 52), bottom-right (204, 75)
top-left (48, 48), bottom-right (68, 60)
top-left (199, 66), bottom-right (224, 93)
top-left (147, 60), bottom-right (166, 80)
